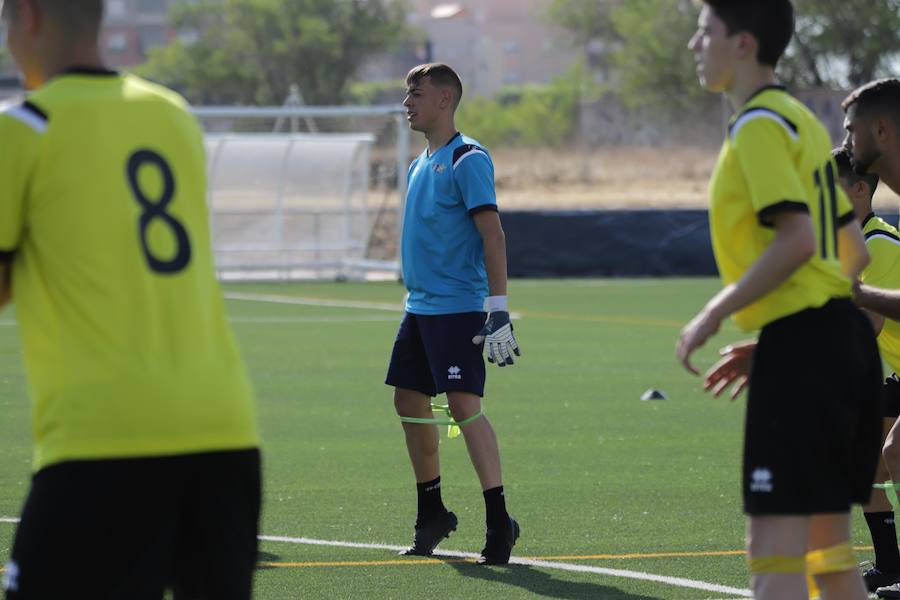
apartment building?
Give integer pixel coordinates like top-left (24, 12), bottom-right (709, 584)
top-left (101, 0), bottom-right (177, 68)
top-left (368, 0), bottom-right (579, 97)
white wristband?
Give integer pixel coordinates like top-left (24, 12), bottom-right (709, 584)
top-left (485, 295), bottom-right (508, 312)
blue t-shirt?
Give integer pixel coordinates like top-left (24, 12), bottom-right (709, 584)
top-left (402, 132), bottom-right (498, 315)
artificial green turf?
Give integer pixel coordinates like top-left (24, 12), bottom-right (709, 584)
top-left (0, 279), bottom-right (881, 598)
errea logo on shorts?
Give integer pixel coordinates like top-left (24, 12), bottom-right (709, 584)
top-left (750, 468), bottom-right (774, 493)
top-left (3, 560), bottom-right (19, 592)
top-left (448, 366), bottom-right (462, 380)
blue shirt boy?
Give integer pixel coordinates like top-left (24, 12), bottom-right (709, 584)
top-left (402, 132), bottom-right (498, 315)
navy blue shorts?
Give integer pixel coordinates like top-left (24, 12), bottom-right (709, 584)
top-left (385, 312), bottom-right (487, 397)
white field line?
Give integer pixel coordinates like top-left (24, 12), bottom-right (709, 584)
top-left (224, 292), bottom-right (402, 312)
top-left (259, 534), bottom-right (753, 598)
top-left (224, 292), bottom-right (522, 319)
top-left (0, 518), bottom-right (749, 598)
top-left (515, 280), bottom-right (667, 288)
top-left (0, 316), bottom-right (400, 327)
top-left (229, 316), bottom-right (399, 324)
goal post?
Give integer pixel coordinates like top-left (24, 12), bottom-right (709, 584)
top-left (192, 105), bottom-right (411, 281)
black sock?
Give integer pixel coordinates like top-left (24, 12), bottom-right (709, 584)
top-left (415, 477), bottom-right (446, 526)
top-left (483, 486), bottom-right (509, 530)
top-left (865, 511), bottom-right (900, 572)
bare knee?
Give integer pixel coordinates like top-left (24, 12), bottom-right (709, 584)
top-left (394, 388), bottom-right (431, 417)
top-left (884, 438), bottom-right (900, 473)
top-left (447, 392), bottom-right (482, 422)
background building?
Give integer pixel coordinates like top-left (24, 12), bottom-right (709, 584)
top-left (101, 0), bottom-right (177, 69)
top-left (365, 0), bottom-right (579, 97)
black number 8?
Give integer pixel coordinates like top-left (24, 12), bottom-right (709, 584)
top-left (126, 150), bottom-right (192, 274)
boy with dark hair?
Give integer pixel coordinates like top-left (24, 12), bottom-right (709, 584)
top-left (386, 62), bottom-right (521, 565)
top-left (0, 1), bottom-right (260, 598)
top-left (842, 80), bottom-right (900, 599)
top-left (679, 1), bottom-right (882, 598)
top-left (833, 147), bottom-right (900, 594)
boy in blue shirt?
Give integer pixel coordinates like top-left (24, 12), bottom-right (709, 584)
top-left (386, 63), bottom-right (521, 565)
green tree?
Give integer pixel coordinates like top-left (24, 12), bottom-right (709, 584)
top-left (548, 0), bottom-right (900, 115)
top-left (546, 0), bottom-right (707, 115)
top-left (608, 0), bottom-right (705, 113)
top-left (544, 0), bottom-right (621, 52)
top-left (785, 0), bottom-right (900, 87)
top-left (139, 0), bottom-right (409, 105)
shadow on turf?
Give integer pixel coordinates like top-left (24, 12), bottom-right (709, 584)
top-left (256, 550), bottom-right (282, 570)
top-left (445, 560), bottom-right (667, 600)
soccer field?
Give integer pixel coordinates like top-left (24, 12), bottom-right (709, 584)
top-left (0, 278), bottom-right (879, 599)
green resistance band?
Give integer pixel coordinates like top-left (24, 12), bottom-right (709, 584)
top-left (399, 403), bottom-right (483, 439)
top-left (873, 481), bottom-right (900, 511)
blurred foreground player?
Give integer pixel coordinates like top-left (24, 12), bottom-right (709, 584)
top-left (0, 1), bottom-right (260, 598)
top-left (678, 1), bottom-right (881, 598)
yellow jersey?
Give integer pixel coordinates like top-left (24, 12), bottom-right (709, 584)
top-left (861, 213), bottom-right (900, 374)
top-left (0, 69), bottom-right (259, 470)
top-left (709, 86), bottom-right (855, 331)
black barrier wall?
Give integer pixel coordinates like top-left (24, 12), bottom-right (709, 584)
top-left (502, 210), bottom-right (900, 278)
top-left (502, 210), bottom-right (717, 277)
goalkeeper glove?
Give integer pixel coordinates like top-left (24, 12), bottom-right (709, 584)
top-left (472, 296), bottom-right (521, 367)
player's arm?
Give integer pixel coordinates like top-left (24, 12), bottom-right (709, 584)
top-left (854, 284), bottom-right (900, 321)
top-left (474, 210), bottom-right (507, 298)
top-left (677, 210), bottom-right (816, 373)
top-left (470, 204), bottom-right (521, 366)
top-left (454, 145), bottom-right (520, 366)
top-left (0, 108), bottom-right (40, 308)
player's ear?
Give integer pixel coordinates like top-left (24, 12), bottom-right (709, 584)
top-left (439, 88), bottom-right (452, 110)
top-left (876, 116), bottom-right (892, 143)
top-left (734, 31), bottom-right (757, 61)
top-left (854, 180), bottom-right (869, 200)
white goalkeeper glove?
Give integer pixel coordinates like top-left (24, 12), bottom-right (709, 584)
top-left (472, 296), bottom-right (521, 367)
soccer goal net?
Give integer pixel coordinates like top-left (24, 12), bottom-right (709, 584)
top-left (193, 105), bottom-right (410, 281)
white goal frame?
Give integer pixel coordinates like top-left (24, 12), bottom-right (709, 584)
top-left (192, 105), bottom-right (410, 281)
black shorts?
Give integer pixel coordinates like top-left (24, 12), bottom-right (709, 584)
top-left (743, 299), bottom-right (883, 515)
top-left (385, 312), bottom-right (487, 397)
top-left (5, 448), bottom-right (261, 600)
top-left (884, 373), bottom-right (900, 419)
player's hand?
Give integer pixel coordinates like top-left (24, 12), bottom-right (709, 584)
top-left (676, 309), bottom-right (722, 375)
top-left (704, 340), bottom-right (756, 400)
top-left (472, 311), bottom-right (520, 367)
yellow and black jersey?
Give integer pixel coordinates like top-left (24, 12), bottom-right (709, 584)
top-left (709, 85), bottom-right (855, 331)
top-left (0, 69), bottom-right (259, 470)
top-left (861, 213), bottom-right (900, 374)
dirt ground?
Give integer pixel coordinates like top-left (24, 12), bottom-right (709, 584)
top-left (488, 146), bottom-right (900, 212)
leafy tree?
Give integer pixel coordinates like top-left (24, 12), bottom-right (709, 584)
top-left (544, 0), bottom-right (621, 52)
top-left (455, 70), bottom-right (581, 148)
top-left (608, 0), bottom-right (706, 113)
top-left (139, 0), bottom-right (410, 105)
top-left (785, 0), bottom-right (900, 88)
top-left (548, 0), bottom-right (900, 115)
